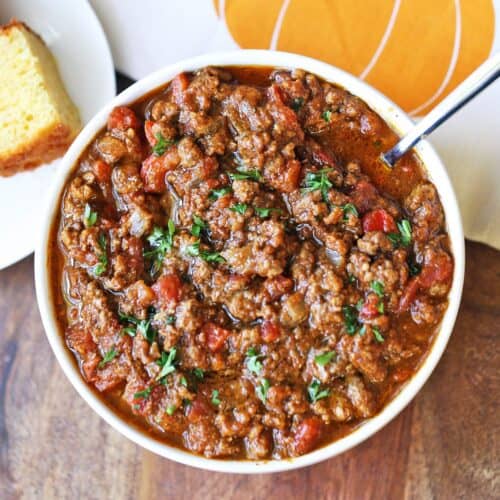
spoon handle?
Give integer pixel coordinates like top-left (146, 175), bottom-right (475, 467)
top-left (382, 52), bottom-right (500, 167)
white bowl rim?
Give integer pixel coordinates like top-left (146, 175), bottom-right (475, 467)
top-left (35, 49), bottom-right (465, 474)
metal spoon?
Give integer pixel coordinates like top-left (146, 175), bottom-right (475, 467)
top-left (381, 53), bottom-right (500, 167)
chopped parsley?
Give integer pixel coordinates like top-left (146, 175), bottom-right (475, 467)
top-left (191, 215), bottom-right (207, 237)
top-left (166, 315), bottom-right (176, 325)
top-left (230, 203), bottom-right (248, 215)
top-left (180, 376), bottom-right (188, 387)
top-left (302, 168), bottom-right (333, 202)
top-left (314, 351), bottom-right (336, 367)
top-left (256, 379), bottom-right (270, 403)
top-left (408, 260), bottom-right (421, 276)
top-left (193, 368), bottom-right (204, 380)
top-left (228, 166), bottom-right (262, 182)
top-left (359, 324), bottom-right (367, 336)
top-left (254, 206), bottom-right (281, 218)
top-left (291, 97), bottom-right (304, 111)
top-left (83, 203), bottom-right (98, 228)
top-left (144, 220), bottom-right (176, 272)
top-left (137, 319), bottom-right (157, 344)
top-left (166, 405), bottom-right (176, 416)
top-left (371, 280), bottom-right (385, 298)
top-left (98, 346), bottom-right (118, 369)
top-left (209, 186), bottom-right (232, 200)
top-left (134, 387), bottom-right (152, 399)
top-left (322, 109), bottom-right (332, 122)
top-left (211, 389), bottom-right (221, 406)
top-left (373, 326), bottom-right (385, 343)
top-left (93, 233), bottom-right (108, 276)
top-left (348, 274), bottom-right (356, 284)
top-left (152, 133), bottom-right (174, 156)
top-left (377, 301), bottom-right (385, 314)
top-left (342, 203), bottom-right (359, 220)
top-left (308, 379), bottom-right (330, 403)
top-left (342, 305), bottom-right (360, 335)
top-left (186, 241), bottom-right (225, 263)
top-left (388, 219), bottom-right (412, 247)
top-left (156, 349), bottom-right (177, 380)
top-left (246, 347), bottom-right (263, 375)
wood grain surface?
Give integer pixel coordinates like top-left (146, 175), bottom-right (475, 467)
top-left (0, 240), bottom-right (498, 500)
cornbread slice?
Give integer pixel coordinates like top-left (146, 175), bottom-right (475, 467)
top-left (0, 20), bottom-right (81, 176)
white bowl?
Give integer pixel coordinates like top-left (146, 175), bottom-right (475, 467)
top-left (35, 50), bottom-right (465, 474)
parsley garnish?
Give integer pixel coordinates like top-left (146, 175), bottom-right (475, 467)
top-left (373, 326), bottom-right (385, 343)
top-left (254, 206), bottom-right (281, 218)
top-left (388, 219), bottom-right (412, 247)
top-left (137, 319), bottom-right (157, 343)
top-left (166, 405), bottom-right (176, 415)
top-left (409, 261), bottom-right (421, 276)
top-left (291, 97), bottom-right (304, 111)
top-left (144, 221), bottom-right (176, 273)
top-left (342, 203), bottom-right (359, 220)
top-left (83, 203), bottom-right (98, 228)
top-left (152, 133), bottom-right (174, 156)
top-left (308, 379), bottom-right (330, 403)
top-left (180, 376), bottom-right (188, 387)
top-left (209, 187), bottom-right (232, 200)
top-left (134, 387), bottom-right (152, 399)
top-left (156, 349), bottom-right (177, 380)
top-left (322, 109), bottom-right (332, 122)
top-left (256, 379), bottom-right (270, 402)
top-left (359, 324), bottom-right (367, 336)
top-left (314, 351), bottom-right (336, 366)
top-left (377, 301), bottom-right (385, 314)
top-left (348, 274), bottom-right (356, 284)
top-left (228, 166), bottom-right (262, 182)
top-left (211, 389), bottom-right (221, 406)
top-left (191, 215), bottom-right (207, 237)
top-left (246, 347), bottom-right (263, 375)
top-left (342, 305), bottom-right (360, 335)
top-left (186, 241), bottom-right (225, 263)
top-left (230, 203), bottom-right (248, 215)
top-left (166, 315), bottom-right (176, 325)
top-left (302, 168), bottom-right (333, 202)
top-left (93, 233), bottom-right (108, 276)
top-left (371, 280), bottom-right (385, 297)
top-left (193, 368), bottom-right (204, 379)
top-left (98, 346), bottom-right (118, 368)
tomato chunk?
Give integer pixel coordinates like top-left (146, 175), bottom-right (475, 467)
top-left (140, 155), bottom-right (168, 193)
top-left (144, 120), bottom-right (158, 147)
top-left (419, 252), bottom-right (453, 288)
top-left (107, 106), bottom-right (141, 131)
top-left (260, 320), bottom-right (281, 343)
top-left (294, 417), bottom-right (323, 455)
top-left (92, 160), bottom-right (112, 183)
top-left (362, 209), bottom-right (397, 233)
top-left (267, 84), bottom-right (305, 141)
top-left (152, 274), bottom-right (182, 306)
top-left (202, 322), bottom-right (231, 352)
top-left (359, 294), bottom-right (380, 320)
top-left (171, 73), bottom-right (189, 106)
top-left (186, 396), bottom-right (212, 422)
top-left (282, 159), bottom-right (302, 193)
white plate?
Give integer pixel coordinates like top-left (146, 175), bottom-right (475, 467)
top-left (0, 0), bottom-right (115, 270)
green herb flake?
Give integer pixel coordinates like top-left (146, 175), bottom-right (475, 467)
top-left (373, 326), bottom-right (385, 343)
top-left (254, 206), bottom-right (281, 218)
top-left (137, 319), bottom-right (156, 344)
top-left (144, 221), bottom-right (176, 271)
top-left (133, 387), bottom-right (152, 399)
top-left (314, 351), bottom-right (336, 367)
top-left (291, 97), bottom-right (304, 112)
top-left (166, 405), bottom-right (177, 416)
top-left (83, 203), bottom-right (98, 228)
top-left (370, 280), bottom-right (385, 298)
top-left (209, 186), bottom-right (232, 201)
top-left (98, 346), bottom-right (118, 369)
top-left (122, 326), bottom-right (137, 337)
top-left (322, 109), bottom-right (332, 122)
top-left (230, 203), bottom-right (248, 215)
top-left (308, 379), bottom-right (330, 403)
top-left (256, 379), bottom-right (271, 403)
top-left (409, 261), bottom-right (421, 276)
top-left (377, 301), bottom-right (385, 314)
top-left (398, 220), bottom-right (412, 246)
top-left (348, 274), bottom-right (356, 284)
top-left (191, 215), bottom-right (207, 237)
top-left (156, 349), bottom-right (177, 380)
top-left (342, 305), bottom-right (359, 335)
top-left (166, 315), bottom-right (176, 325)
top-left (193, 368), bottom-right (204, 380)
top-left (186, 241), bottom-right (225, 264)
top-left (359, 324), bottom-right (367, 336)
top-left (301, 168), bottom-right (333, 202)
top-left (211, 389), bottom-right (221, 406)
top-left (180, 376), bottom-right (188, 387)
top-left (342, 203), bottom-right (359, 220)
top-left (228, 166), bottom-right (262, 182)
top-left (93, 234), bottom-right (108, 276)
top-left (246, 347), bottom-right (264, 375)
top-left (152, 133), bottom-right (174, 156)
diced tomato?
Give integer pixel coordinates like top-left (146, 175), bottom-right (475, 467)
top-left (294, 417), bottom-right (323, 455)
top-left (267, 84), bottom-right (305, 141)
top-left (107, 106), bottom-right (141, 131)
top-left (171, 72), bottom-right (189, 106)
top-left (398, 276), bottom-right (420, 313)
top-left (351, 180), bottom-right (378, 213)
top-left (260, 320), bottom-right (281, 343)
top-left (186, 396), bottom-right (212, 422)
top-left (202, 322), bottom-right (231, 352)
top-left (92, 160), bottom-right (112, 183)
top-left (419, 252), bottom-right (453, 288)
top-left (362, 208), bottom-right (397, 233)
top-left (359, 294), bottom-right (380, 320)
top-left (282, 159), bottom-right (302, 193)
top-left (144, 120), bottom-right (158, 147)
top-left (152, 274), bottom-right (182, 306)
top-left (264, 275), bottom-right (294, 300)
top-left (140, 155), bottom-right (168, 193)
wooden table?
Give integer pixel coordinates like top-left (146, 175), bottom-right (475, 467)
top-left (0, 240), bottom-right (498, 500)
